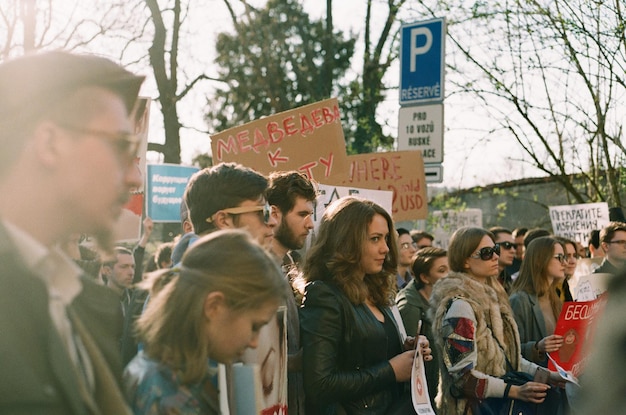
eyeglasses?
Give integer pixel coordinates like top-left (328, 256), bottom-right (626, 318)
top-left (207, 202), bottom-right (272, 224)
top-left (400, 242), bottom-right (418, 250)
top-left (553, 254), bottom-right (567, 264)
top-left (470, 245), bottom-right (500, 260)
top-left (58, 123), bottom-right (140, 167)
top-left (499, 241), bottom-right (517, 250)
top-left (608, 240), bottom-right (626, 246)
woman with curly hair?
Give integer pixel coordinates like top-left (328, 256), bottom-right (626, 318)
top-left (299, 196), bottom-right (432, 414)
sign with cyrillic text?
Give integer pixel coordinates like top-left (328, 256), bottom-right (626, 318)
top-left (549, 202), bottom-right (610, 244)
top-left (210, 98), bottom-right (349, 181)
top-left (146, 164), bottom-right (199, 222)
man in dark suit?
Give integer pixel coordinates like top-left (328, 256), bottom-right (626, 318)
top-left (0, 51), bottom-right (144, 414)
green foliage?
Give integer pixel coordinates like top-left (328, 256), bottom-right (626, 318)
top-left (205, 0), bottom-right (355, 133)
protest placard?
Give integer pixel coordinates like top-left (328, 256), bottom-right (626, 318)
top-left (145, 164), bottom-right (199, 222)
top-left (549, 202), bottom-right (610, 245)
top-left (548, 296), bottom-right (607, 378)
top-left (113, 97), bottom-right (151, 241)
top-left (430, 209), bottom-right (483, 249)
top-left (314, 183), bottom-right (393, 230)
top-left (321, 150), bottom-right (427, 221)
top-left (210, 98), bottom-right (349, 181)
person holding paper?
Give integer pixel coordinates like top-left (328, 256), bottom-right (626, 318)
top-left (396, 246), bottom-right (449, 411)
top-left (299, 196), bottom-right (432, 414)
top-left (430, 227), bottom-right (562, 414)
top-left (124, 230), bottom-right (286, 415)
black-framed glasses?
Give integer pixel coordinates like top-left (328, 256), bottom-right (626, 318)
top-left (57, 123), bottom-right (140, 167)
top-left (499, 241), bottom-right (517, 250)
top-left (400, 242), bottom-right (417, 250)
top-left (470, 245), bottom-right (500, 260)
top-left (553, 254), bottom-right (567, 264)
top-left (207, 202), bottom-right (272, 224)
top-left (608, 240), bottom-right (626, 246)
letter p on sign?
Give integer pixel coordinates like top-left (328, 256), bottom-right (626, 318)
top-left (410, 27), bottom-right (432, 72)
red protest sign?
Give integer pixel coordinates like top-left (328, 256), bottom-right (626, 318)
top-left (548, 295), bottom-right (607, 378)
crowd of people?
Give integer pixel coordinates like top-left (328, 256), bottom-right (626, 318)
top-left (1, 50), bottom-right (625, 415)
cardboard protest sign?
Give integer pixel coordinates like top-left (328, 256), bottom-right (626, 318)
top-left (549, 202), bottom-right (610, 245)
top-left (314, 183), bottom-right (393, 231)
top-left (145, 164), bottom-right (199, 222)
top-left (430, 209), bottom-right (483, 249)
top-left (237, 306), bottom-right (287, 415)
top-left (321, 150), bottom-right (427, 221)
top-left (210, 98), bottom-right (349, 181)
top-left (548, 296), bottom-right (607, 378)
top-left (113, 97), bottom-right (151, 241)
top-left (573, 272), bottom-right (610, 301)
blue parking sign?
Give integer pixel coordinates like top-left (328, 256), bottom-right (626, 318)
top-left (399, 18), bottom-right (445, 105)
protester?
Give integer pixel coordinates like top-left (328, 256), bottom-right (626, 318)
top-left (299, 196), bottom-right (432, 414)
top-left (266, 170), bottom-right (317, 415)
top-left (430, 227), bottom-right (562, 414)
top-left (509, 236), bottom-right (565, 366)
top-left (124, 229), bottom-right (286, 415)
top-left (396, 227), bottom-right (417, 289)
top-left (184, 162), bottom-right (277, 248)
top-left (103, 246), bottom-right (136, 318)
top-left (554, 236), bottom-right (576, 302)
top-left (396, 246), bottom-right (449, 411)
top-left (594, 221), bottom-right (626, 276)
top-left (506, 227), bottom-right (527, 275)
top-left (490, 226), bottom-right (516, 293)
top-left (411, 229), bottom-right (434, 249)
top-left (587, 229), bottom-right (603, 259)
top-left (0, 51), bottom-right (143, 414)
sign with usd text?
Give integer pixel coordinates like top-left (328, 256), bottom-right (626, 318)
top-left (400, 18), bottom-right (445, 105)
top-left (397, 103), bottom-right (443, 163)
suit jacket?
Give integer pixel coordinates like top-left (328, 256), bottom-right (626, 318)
top-left (0, 224), bottom-right (129, 415)
top-left (509, 290), bottom-right (548, 366)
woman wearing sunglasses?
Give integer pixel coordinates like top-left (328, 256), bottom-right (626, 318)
top-left (509, 236), bottom-right (566, 366)
top-left (430, 227), bottom-right (560, 414)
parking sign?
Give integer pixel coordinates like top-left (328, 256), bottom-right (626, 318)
top-left (399, 18), bottom-right (445, 105)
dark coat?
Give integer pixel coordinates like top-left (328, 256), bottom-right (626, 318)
top-left (0, 225), bottom-right (127, 415)
top-left (300, 280), bottom-right (406, 415)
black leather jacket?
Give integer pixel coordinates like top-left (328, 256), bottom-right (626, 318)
top-left (300, 280), bottom-right (407, 415)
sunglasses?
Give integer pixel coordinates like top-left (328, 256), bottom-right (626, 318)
top-left (470, 245), bottom-right (501, 260)
top-left (207, 202), bottom-right (272, 224)
top-left (499, 241), bottom-right (518, 250)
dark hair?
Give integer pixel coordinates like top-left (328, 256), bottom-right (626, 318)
top-left (266, 171), bottom-right (317, 215)
top-left (104, 246), bottom-right (133, 267)
top-left (397, 227), bottom-right (411, 237)
top-left (489, 226), bottom-right (512, 239)
top-left (137, 230), bottom-right (285, 383)
top-left (447, 227), bottom-right (495, 273)
top-left (512, 227), bottom-right (528, 239)
top-left (184, 162), bottom-right (268, 235)
top-left (511, 236), bottom-right (562, 319)
top-left (600, 222), bottom-right (626, 244)
top-left (411, 247), bottom-right (447, 290)
top-left (303, 197), bottom-right (397, 306)
top-left (588, 229), bottom-right (600, 249)
top-left (523, 228), bottom-right (551, 248)
top-left (155, 242), bottom-right (174, 269)
top-left (410, 230), bottom-right (434, 244)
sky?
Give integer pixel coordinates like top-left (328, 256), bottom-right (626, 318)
top-left (12, 0), bottom-right (545, 190)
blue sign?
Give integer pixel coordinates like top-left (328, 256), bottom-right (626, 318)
top-left (399, 18), bottom-right (445, 105)
top-left (146, 164), bottom-right (199, 222)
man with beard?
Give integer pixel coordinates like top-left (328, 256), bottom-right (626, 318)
top-left (266, 170), bottom-right (317, 415)
top-left (0, 51), bottom-right (143, 414)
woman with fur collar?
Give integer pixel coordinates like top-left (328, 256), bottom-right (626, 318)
top-left (430, 227), bottom-right (562, 414)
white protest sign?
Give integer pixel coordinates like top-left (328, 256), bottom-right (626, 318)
top-left (314, 184), bottom-right (394, 231)
top-left (430, 209), bottom-right (483, 249)
top-left (549, 202), bottom-right (610, 245)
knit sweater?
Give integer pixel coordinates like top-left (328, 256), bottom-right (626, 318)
top-left (430, 271), bottom-right (538, 415)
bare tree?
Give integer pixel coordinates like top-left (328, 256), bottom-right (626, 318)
top-left (411, 0), bottom-right (626, 204)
